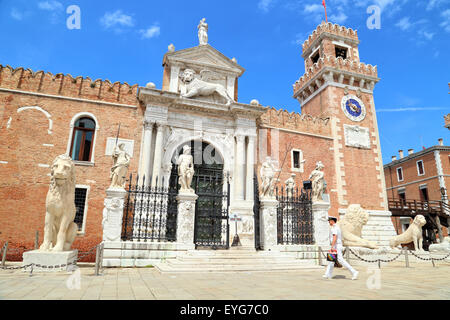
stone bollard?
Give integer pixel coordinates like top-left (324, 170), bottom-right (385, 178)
top-left (259, 198), bottom-right (278, 251)
top-left (312, 201), bottom-right (331, 246)
top-left (176, 192), bottom-right (198, 249)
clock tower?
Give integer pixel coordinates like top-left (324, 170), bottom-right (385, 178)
top-left (293, 22), bottom-right (396, 246)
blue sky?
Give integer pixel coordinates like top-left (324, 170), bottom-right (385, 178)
top-left (1, 0), bottom-right (449, 164)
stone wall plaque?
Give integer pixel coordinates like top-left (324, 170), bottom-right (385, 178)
top-left (105, 138), bottom-right (135, 157)
top-left (343, 124), bottom-right (371, 149)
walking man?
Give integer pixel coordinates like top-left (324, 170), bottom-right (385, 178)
top-left (323, 217), bottom-right (359, 280)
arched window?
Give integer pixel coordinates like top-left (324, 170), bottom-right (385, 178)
top-left (70, 117), bottom-right (96, 162)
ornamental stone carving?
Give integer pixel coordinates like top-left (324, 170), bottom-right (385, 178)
top-left (389, 215), bottom-right (426, 252)
top-left (177, 145), bottom-right (195, 193)
top-left (179, 69), bottom-right (234, 106)
top-left (39, 155), bottom-right (78, 252)
top-left (110, 143), bottom-right (131, 189)
top-left (260, 201), bottom-right (278, 249)
top-left (177, 201), bottom-right (195, 244)
top-left (309, 161), bottom-right (325, 203)
top-left (338, 204), bottom-right (378, 249)
top-left (344, 124), bottom-right (371, 149)
top-left (102, 193), bottom-right (126, 242)
top-left (260, 157), bottom-right (279, 199)
top-left (198, 18), bottom-right (208, 46)
top-left (285, 174), bottom-right (296, 199)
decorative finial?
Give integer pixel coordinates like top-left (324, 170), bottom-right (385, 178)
top-left (168, 44), bottom-right (175, 52)
top-left (198, 18), bottom-right (208, 46)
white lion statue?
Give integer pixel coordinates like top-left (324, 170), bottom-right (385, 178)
top-left (179, 69), bottom-right (234, 106)
top-left (429, 237), bottom-right (450, 253)
top-left (39, 155), bottom-right (78, 252)
top-left (389, 215), bottom-right (426, 252)
top-left (338, 204), bottom-right (378, 249)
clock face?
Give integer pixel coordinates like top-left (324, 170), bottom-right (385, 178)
top-left (341, 95), bottom-right (366, 122)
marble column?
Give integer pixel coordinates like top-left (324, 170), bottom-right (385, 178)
top-left (140, 121), bottom-right (154, 186)
top-left (246, 136), bottom-right (255, 201)
top-left (234, 135), bottom-right (246, 201)
top-left (152, 124), bottom-right (164, 187)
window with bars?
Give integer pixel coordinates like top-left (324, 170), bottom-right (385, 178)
top-left (74, 188), bottom-right (88, 232)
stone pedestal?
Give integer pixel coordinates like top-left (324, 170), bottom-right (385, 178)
top-left (23, 250), bottom-right (78, 272)
top-left (260, 198), bottom-right (278, 251)
top-left (312, 201), bottom-right (331, 246)
top-left (176, 192), bottom-right (198, 249)
top-left (102, 188), bottom-right (127, 242)
top-left (230, 201), bottom-right (255, 249)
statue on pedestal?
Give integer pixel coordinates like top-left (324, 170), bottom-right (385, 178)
top-left (177, 145), bottom-right (195, 193)
top-left (40, 155), bottom-right (78, 252)
top-left (309, 161), bottom-right (325, 202)
top-left (110, 143), bottom-right (131, 189)
top-left (260, 157), bottom-right (279, 199)
top-left (285, 174), bottom-right (296, 199)
top-left (338, 204), bottom-right (378, 249)
top-left (198, 18), bottom-right (208, 45)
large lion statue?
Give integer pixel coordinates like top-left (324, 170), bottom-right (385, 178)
top-left (390, 215), bottom-right (426, 252)
top-left (338, 204), bottom-right (378, 249)
top-left (39, 155), bottom-right (78, 252)
top-left (179, 69), bottom-right (234, 106)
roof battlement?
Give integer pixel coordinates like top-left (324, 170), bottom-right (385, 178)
top-left (0, 64), bottom-right (139, 106)
top-left (302, 22), bottom-right (359, 55)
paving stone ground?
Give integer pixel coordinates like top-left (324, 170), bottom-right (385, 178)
top-left (0, 261), bottom-right (449, 300)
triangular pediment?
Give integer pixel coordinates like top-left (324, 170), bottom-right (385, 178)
top-left (163, 45), bottom-right (245, 77)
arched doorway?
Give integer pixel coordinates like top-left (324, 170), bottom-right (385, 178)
top-left (170, 140), bottom-right (230, 249)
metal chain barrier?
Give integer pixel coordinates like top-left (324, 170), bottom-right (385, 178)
top-left (409, 250), bottom-right (450, 262)
top-left (348, 248), bottom-right (404, 264)
top-left (0, 243), bottom-right (104, 275)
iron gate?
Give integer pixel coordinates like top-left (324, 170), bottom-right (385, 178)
top-left (276, 187), bottom-right (314, 245)
top-left (254, 173), bottom-right (262, 250)
top-left (193, 171), bottom-right (230, 249)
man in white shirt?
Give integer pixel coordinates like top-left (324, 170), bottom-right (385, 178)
top-left (323, 217), bottom-right (359, 280)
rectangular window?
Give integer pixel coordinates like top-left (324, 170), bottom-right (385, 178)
top-left (291, 149), bottom-right (304, 172)
top-left (335, 46), bottom-right (348, 59)
top-left (417, 160), bottom-right (425, 176)
top-left (420, 187), bottom-right (429, 202)
top-left (74, 187), bottom-right (88, 232)
top-left (311, 50), bottom-right (320, 64)
top-left (396, 167), bottom-right (404, 182)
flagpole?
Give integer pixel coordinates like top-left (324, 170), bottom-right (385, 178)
top-left (323, 0), bottom-right (328, 23)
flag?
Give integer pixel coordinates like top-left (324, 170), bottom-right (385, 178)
top-left (323, 0), bottom-right (326, 8)
top-left (322, 0), bottom-right (328, 22)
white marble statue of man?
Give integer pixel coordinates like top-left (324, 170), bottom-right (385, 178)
top-left (198, 18), bottom-right (208, 45)
top-left (309, 161), bottom-right (325, 202)
top-left (285, 174), bottom-right (296, 199)
top-left (110, 143), bottom-right (131, 189)
top-left (177, 145), bottom-right (195, 193)
top-left (260, 157), bottom-right (278, 198)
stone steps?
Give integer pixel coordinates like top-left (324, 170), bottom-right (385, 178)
top-left (154, 249), bottom-right (321, 273)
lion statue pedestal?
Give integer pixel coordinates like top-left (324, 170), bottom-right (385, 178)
top-left (23, 155), bottom-right (79, 272)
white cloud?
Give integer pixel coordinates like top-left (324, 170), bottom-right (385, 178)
top-left (11, 8), bottom-right (24, 20)
top-left (140, 25), bottom-right (161, 39)
top-left (395, 17), bottom-right (412, 30)
top-left (426, 0), bottom-right (450, 11)
top-left (303, 4), bottom-right (323, 13)
top-left (38, 1), bottom-right (63, 11)
top-left (100, 10), bottom-right (135, 29)
top-left (258, 0), bottom-right (277, 12)
top-left (441, 9), bottom-right (450, 32)
top-left (329, 11), bottom-right (348, 24)
top-left (418, 30), bottom-right (434, 40)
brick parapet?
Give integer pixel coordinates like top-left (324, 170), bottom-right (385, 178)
top-left (0, 64), bottom-right (139, 106)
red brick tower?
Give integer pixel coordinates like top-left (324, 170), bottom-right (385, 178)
top-left (293, 22), bottom-right (395, 245)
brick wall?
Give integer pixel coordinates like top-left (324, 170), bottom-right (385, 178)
top-left (0, 65), bottom-right (143, 260)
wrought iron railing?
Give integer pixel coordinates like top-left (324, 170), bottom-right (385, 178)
top-left (276, 187), bottom-right (314, 245)
top-left (121, 175), bottom-right (179, 243)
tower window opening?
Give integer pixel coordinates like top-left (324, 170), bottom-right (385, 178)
top-left (335, 46), bottom-right (348, 59)
top-left (311, 50), bottom-right (320, 64)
